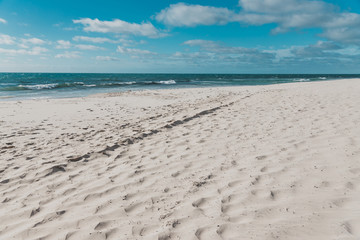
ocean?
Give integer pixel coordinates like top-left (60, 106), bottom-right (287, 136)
top-left (0, 73), bottom-right (358, 100)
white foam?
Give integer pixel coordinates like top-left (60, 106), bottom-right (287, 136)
top-left (18, 83), bottom-right (58, 90)
top-left (293, 78), bottom-right (310, 82)
top-left (159, 80), bottom-right (176, 84)
top-left (101, 81), bottom-right (136, 86)
top-left (123, 81), bottom-right (136, 85)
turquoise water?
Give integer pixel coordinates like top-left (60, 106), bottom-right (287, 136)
top-left (0, 73), bottom-right (358, 100)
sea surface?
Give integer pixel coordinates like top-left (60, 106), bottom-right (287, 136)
top-left (0, 73), bottom-right (359, 100)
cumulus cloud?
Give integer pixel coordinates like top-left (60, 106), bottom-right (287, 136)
top-left (55, 40), bottom-right (103, 51)
top-left (171, 39), bottom-right (276, 68)
top-left (177, 38), bottom-right (360, 69)
top-left (183, 39), bottom-right (274, 59)
top-left (55, 40), bottom-right (104, 51)
top-left (238, 0), bottom-right (329, 14)
top-left (321, 17), bottom-right (360, 44)
top-left (73, 36), bottom-right (117, 43)
top-left (290, 41), bottom-right (342, 58)
top-left (171, 51), bottom-right (214, 61)
top-left (156, 3), bottom-right (236, 27)
top-left (0, 18), bottom-right (6, 24)
top-left (239, 0), bottom-right (360, 44)
top-left (75, 44), bottom-right (103, 50)
top-left (56, 40), bottom-right (71, 49)
top-left (0, 46), bottom-right (48, 55)
top-left (95, 56), bottom-right (121, 61)
top-left (0, 34), bottom-right (48, 55)
top-left (55, 51), bottom-right (81, 59)
top-left (21, 37), bottom-right (45, 45)
top-left (0, 48), bottom-right (21, 55)
top-left (117, 46), bottom-right (155, 55)
top-left (266, 41), bottom-right (359, 64)
top-left (28, 46), bottom-right (48, 55)
top-left (73, 36), bottom-right (144, 47)
top-left (183, 39), bottom-right (221, 48)
top-left (73, 36), bottom-right (137, 46)
top-left (0, 34), bottom-right (16, 45)
top-left (73, 18), bottom-right (165, 38)
top-left (236, 0), bottom-right (337, 32)
top-left (156, 1), bottom-right (360, 44)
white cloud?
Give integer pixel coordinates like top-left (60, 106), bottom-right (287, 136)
top-left (0, 18), bottom-right (6, 24)
top-left (56, 40), bottom-right (71, 49)
top-left (73, 36), bottom-right (116, 43)
top-left (156, 1), bottom-right (360, 45)
top-left (0, 34), bottom-right (48, 55)
top-left (183, 39), bottom-right (219, 48)
top-left (333, 46), bottom-right (360, 56)
top-left (0, 46), bottom-right (47, 55)
top-left (73, 18), bottom-right (165, 38)
top-left (95, 56), bottom-right (121, 61)
top-left (183, 39), bottom-right (273, 57)
top-left (117, 46), bottom-right (155, 55)
top-left (237, 0), bottom-right (360, 44)
top-left (290, 41), bottom-right (342, 58)
top-left (264, 48), bottom-right (295, 62)
top-left (176, 39), bottom-right (276, 66)
top-left (21, 37), bottom-right (46, 45)
top-left (321, 20), bottom-right (360, 44)
top-left (236, 0), bottom-right (334, 32)
top-left (173, 39), bottom-right (360, 70)
top-left (55, 40), bottom-right (103, 51)
top-left (29, 46), bottom-right (48, 55)
top-left (75, 44), bottom-right (103, 50)
top-left (238, 0), bottom-right (329, 14)
top-left (0, 34), bottom-right (16, 45)
top-left (0, 48), bottom-right (19, 55)
top-left (156, 3), bottom-right (236, 27)
top-left (171, 51), bottom-right (213, 60)
top-left (72, 35), bottom-right (137, 46)
top-left (18, 43), bottom-right (29, 49)
top-left (55, 51), bottom-right (80, 59)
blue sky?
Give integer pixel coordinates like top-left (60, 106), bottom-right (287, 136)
top-left (0, 0), bottom-right (360, 73)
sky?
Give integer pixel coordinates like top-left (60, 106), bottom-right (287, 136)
top-left (0, 0), bottom-right (360, 73)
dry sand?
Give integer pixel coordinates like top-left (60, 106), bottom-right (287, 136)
top-left (1, 79), bottom-right (360, 240)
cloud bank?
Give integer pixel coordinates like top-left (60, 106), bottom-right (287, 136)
top-left (117, 46), bottom-right (155, 55)
top-left (95, 56), bottom-right (121, 61)
top-left (0, 34), bottom-right (16, 45)
top-left (73, 36), bottom-right (117, 44)
top-left (21, 38), bottom-right (46, 45)
top-left (55, 51), bottom-right (81, 59)
top-left (155, 0), bottom-right (360, 44)
top-left (0, 46), bottom-right (48, 55)
top-left (56, 40), bottom-right (71, 49)
top-left (172, 38), bottom-right (360, 71)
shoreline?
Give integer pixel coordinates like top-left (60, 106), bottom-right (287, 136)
top-left (1, 77), bottom-right (356, 103)
top-left (0, 75), bottom-right (358, 102)
top-left (1, 79), bottom-right (360, 239)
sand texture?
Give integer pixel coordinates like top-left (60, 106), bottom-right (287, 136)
top-left (1, 79), bottom-right (360, 240)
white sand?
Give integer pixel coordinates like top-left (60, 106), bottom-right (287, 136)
top-left (1, 79), bottom-right (360, 240)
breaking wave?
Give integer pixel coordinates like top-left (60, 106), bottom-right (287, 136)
top-left (293, 78), bottom-right (310, 82)
top-left (2, 80), bottom-right (177, 91)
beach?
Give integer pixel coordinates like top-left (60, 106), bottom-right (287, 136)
top-left (1, 78), bottom-right (360, 239)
